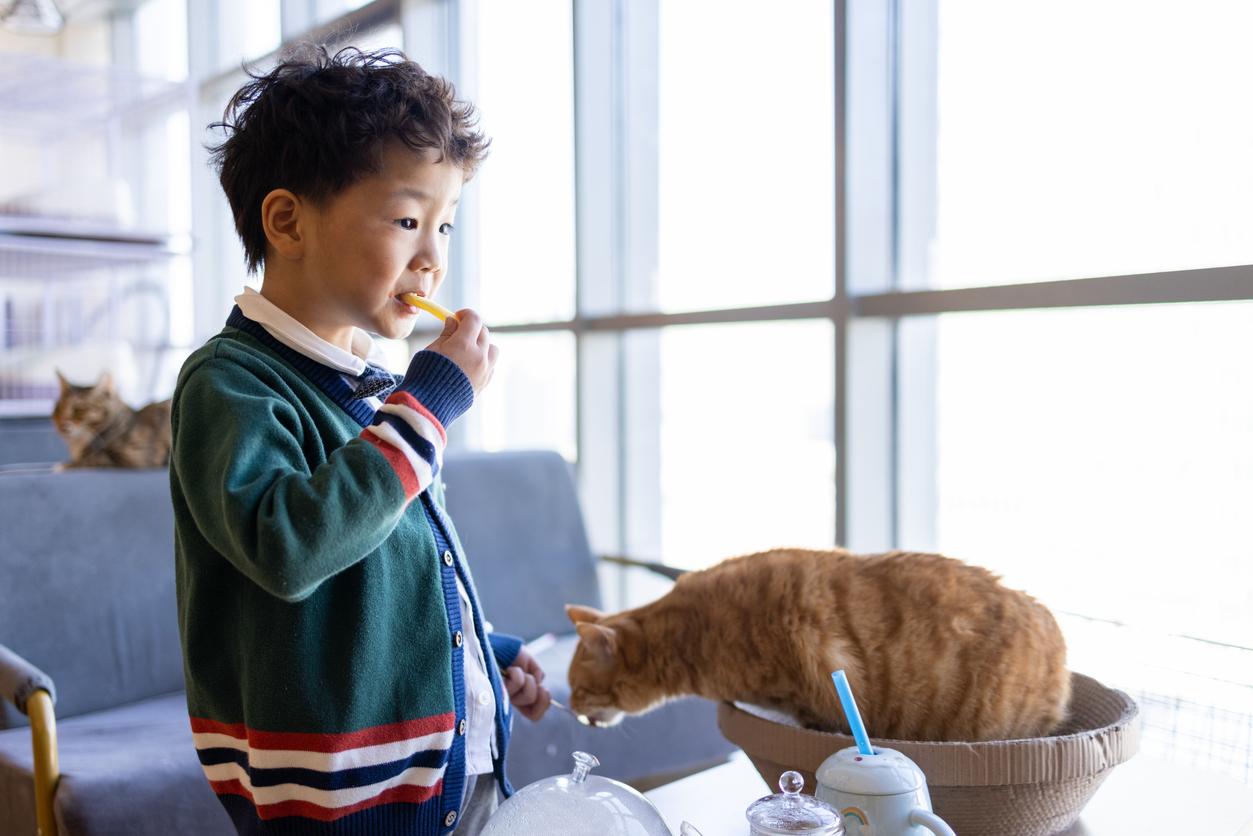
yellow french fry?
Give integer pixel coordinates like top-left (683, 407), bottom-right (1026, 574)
top-left (399, 293), bottom-right (456, 322)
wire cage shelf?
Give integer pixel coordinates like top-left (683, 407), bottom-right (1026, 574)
top-left (0, 50), bottom-right (191, 417)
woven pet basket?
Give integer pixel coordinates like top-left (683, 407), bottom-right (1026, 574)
top-left (717, 672), bottom-right (1139, 836)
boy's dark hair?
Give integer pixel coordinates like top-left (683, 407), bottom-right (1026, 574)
top-left (208, 45), bottom-right (490, 274)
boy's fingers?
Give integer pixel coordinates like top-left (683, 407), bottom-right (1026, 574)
top-left (505, 666), bottom-right (540, 706)
top-left (520, 653), bottom-right (544, 683)
top-left (522, 688), bottom-right (551, 721)
top-left (440, 315), bottom-right (457, 337)
top-left (453, 309), bottom-right (483, 341)
top-left (501, 671), bottom-right (536, 711)
top-left (511, 672), bottom-right (538, 706)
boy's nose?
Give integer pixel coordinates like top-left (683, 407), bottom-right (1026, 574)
top-left (407, 240), bottom-right (444, 276)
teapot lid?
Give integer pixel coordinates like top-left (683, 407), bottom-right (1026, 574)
top-left (746, 771), bottom-right (844, 835)
top-left (815, 746), bottom-right (926, 796)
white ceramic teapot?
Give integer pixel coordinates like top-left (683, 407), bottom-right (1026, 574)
top-left (815, 747), bottom-right (956, 836)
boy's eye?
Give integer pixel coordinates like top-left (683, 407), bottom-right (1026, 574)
top-left (439, 223), bottom-right (454, 236)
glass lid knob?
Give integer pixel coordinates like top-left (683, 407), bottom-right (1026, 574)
top-left (779, 771), bottom-right (805, 796)
top-left (570, 751), bottom-right (600, 784)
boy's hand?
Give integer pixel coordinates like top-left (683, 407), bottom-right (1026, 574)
top-left (426, 309), bottom-right (498, 393)
top-left (503, 648), bottom-right (551, 722)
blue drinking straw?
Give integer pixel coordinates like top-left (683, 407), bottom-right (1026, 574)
top-left (831, 669), bottom-right (875, 756)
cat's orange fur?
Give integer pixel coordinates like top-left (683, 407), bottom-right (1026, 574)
top-left (53, 371), bottom-right (171, 469)
top-left (566, 548), bottom-right (1070, 742)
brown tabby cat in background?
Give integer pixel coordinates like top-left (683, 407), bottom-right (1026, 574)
top-left (566, 548), bottom-right (1070, 742)
top-left (52, 371), bottom-right (172, 468)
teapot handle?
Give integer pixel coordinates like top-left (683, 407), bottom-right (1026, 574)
top-left (678, 822), bottom-right (704, 836)
top-left (908, 808), bottom-right (957, 836)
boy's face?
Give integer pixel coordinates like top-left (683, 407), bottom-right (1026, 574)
top-left (300, 139), bottom-right (463, 341)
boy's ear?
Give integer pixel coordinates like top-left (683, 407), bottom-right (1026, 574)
top-left (260, 188), bottom-right (306, 260)
top-left (575, 622), bottom-right (617, 661)
top-left (566, 604), bottom-right (604, 625)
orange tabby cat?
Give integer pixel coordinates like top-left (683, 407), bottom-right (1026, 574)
top-left (53, 371), bottom-right (172, 468)
top-left (566, 548), bottom-right (1069, 742)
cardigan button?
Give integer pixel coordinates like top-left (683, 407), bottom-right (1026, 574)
top-left (443, 550), bottom-right (454, 567)
top-left (458, 718), bottom-right (468, 735)
top-left (454, 630), bottom-right (464, 647)
top-left (444, 810), bottom-right (457, 827)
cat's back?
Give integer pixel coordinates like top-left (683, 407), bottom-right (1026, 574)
top-left (685, 548), bottom-right (1069, 741)
top-left (695, 547), bottom-right (1052, 630)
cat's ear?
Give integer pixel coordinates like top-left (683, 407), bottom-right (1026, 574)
top-left (575, 622), bottom-right (617, 661)
top-left (94, 372), bottom-right (114, 393)
top-left (55, 369), bottom-right (70, 390)
top-left (566, 604), bottom-right (604, 625)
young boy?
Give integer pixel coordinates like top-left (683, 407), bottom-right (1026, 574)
top-left (170, 46), bottom-right (550, 835)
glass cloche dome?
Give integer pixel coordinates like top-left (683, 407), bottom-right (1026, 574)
top-left (481, 751), bottom-right (675, 836)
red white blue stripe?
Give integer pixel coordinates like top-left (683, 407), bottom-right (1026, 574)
top-left (191, 714), bottom-right (455, 822)
top-left (360, 391), bottom-right (447, 502)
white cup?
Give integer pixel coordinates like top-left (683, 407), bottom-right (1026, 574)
top-left (815, 746), bottom-right (957, 836)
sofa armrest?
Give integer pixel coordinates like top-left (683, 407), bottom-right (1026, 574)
top-left (0, 643), bottom-right (56, 715)
top-left (599, 554), bottom-right (689, 582)
top-left (0, 644), bottom-right (60, 836)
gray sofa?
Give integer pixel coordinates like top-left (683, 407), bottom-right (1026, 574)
top-left (0, 446), bottom-right (733, 835)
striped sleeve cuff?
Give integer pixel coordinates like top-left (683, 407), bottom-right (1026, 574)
top-left (360, 352), bottom-right (471, 502)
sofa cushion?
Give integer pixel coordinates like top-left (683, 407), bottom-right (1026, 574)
top-left (0, 691), bottom-right (231, 836)
top-left (507, 634), bottom-right (737, 788)
top-left (441, 450), bottom-right (602, 640)
top-left (0, 469), bottom-right (182, 729)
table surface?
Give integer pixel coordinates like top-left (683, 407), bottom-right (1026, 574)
top-left (645, 752), bottom-right (1253, 835)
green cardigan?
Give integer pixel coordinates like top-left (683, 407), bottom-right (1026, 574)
top-left (170, 320), bottom-right (517, 835)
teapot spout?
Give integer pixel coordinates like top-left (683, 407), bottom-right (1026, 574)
top-left (678, 823), bottom-right (704, 836)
